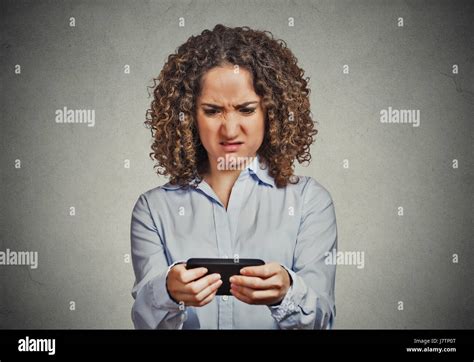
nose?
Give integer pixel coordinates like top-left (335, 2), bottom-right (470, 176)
top-left (221, 113), bottom-right (240, 139)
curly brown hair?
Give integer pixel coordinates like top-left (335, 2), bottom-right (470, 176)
top-left (145, 24), bottom-right (317, 188)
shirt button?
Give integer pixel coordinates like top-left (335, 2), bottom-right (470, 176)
top-left (222, 295), bottom-right (229, 301)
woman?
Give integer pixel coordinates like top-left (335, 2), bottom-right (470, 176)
top-left (130, 24), bottom-right (338, 329)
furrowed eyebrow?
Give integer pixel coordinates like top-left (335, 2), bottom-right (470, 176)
top-left (201, 101), bottom-right (259, 109)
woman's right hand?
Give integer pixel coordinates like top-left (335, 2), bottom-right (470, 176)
top-left (166, 264), bottom-right (222, 307)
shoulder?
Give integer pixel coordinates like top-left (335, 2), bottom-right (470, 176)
top-left (294, 175), bottom-right (334, 207)
top-left (142, 183), bottom-right (175, 198)
top-left (133, 183), bottom-right (185, 209)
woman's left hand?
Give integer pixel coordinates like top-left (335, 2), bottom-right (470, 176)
top-left (229, 262), bottom-right (291, 305)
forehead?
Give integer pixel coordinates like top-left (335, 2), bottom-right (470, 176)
top-left (198, 65), bottom-right (259, 104)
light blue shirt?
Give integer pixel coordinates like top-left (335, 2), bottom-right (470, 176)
top-left (130, 155), bottom-right (337, 329)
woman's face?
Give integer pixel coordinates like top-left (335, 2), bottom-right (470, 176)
top-left (196, 64), bottom-right (265, 167)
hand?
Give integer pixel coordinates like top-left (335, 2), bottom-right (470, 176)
top-left (229, 262), bottom-right (291, 305)
top-left (166, 264), bottom-right (222, 307)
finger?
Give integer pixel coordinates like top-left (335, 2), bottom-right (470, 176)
top-left (231, 284), bottom-right (279, 301)
top-left (182, 284), bottom-right (220, 307)
top-left (231, 274), bottom-right (283, 290)
top-left (180, 266), bottom-right (208, 284)
top-left (229, 275), bottom-right (272, 290)
top-left (194, 279), bottom-right (222, 303)
top-left (171, 289), bottom-right (214, 305)
top-left (230, 288), bottom-right (253, 304)
top-left (196, 289), bottom-right (218, 307)
top-left (183, 273), bottom-right (221, 295)
top-left (240, 263), bottom-right (278, 278)
top-left (265, 274), bottom-right (285, 289)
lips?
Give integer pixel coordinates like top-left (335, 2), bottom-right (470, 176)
top-left (220, 142), bottom-right (243, 145)
top-left (220, 141), bottom-right (243, 152)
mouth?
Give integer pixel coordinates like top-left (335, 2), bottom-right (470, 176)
top-left (220, 141), bottom-right (243, 152)
top-left (220, 141), bottom-right (244, 145)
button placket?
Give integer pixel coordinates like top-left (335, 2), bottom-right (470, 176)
top-left (226, 173), bottom-right (250, 245)
top-left (214, 202), bottom-right (233, 329)
top-left (211, 171), bottom-right (250, 329)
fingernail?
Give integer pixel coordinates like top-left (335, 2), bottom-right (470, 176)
top-left (214, 274), bottom-right (221, 280)
top-left (229, 277), bottom-right (235, 283)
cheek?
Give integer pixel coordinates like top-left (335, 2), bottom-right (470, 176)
top-left (197, 116), bottom-right (219, 143)
top-left (245, 114), bottom-right (265, 139)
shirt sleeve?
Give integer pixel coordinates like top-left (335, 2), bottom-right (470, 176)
top-left (130, 193), bottom-right (188, 329)
top-left (268, 177), bottom-right (337, 329)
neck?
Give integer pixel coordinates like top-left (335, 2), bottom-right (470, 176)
top-left (203, 154), bottom-right (256, 188)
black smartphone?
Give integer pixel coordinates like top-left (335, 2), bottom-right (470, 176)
top-left (186, 258), bottom-right (265, 295)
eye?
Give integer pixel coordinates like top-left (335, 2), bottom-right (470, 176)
top-left (203, 109), bottom-right (220, 116)
top-left (240, 108), bottom-right (256, 114)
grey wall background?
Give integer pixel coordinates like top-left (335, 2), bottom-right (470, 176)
top-left (1, 0), bottom-right (472, 329)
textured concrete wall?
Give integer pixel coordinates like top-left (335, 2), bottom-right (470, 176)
top-left (1, 0), bottom-right (472, 328)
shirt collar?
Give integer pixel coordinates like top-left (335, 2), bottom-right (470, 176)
top-left (161, 154), bottom-right (275, 190)
top-left (247, 155), bottom-right (275, 187)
